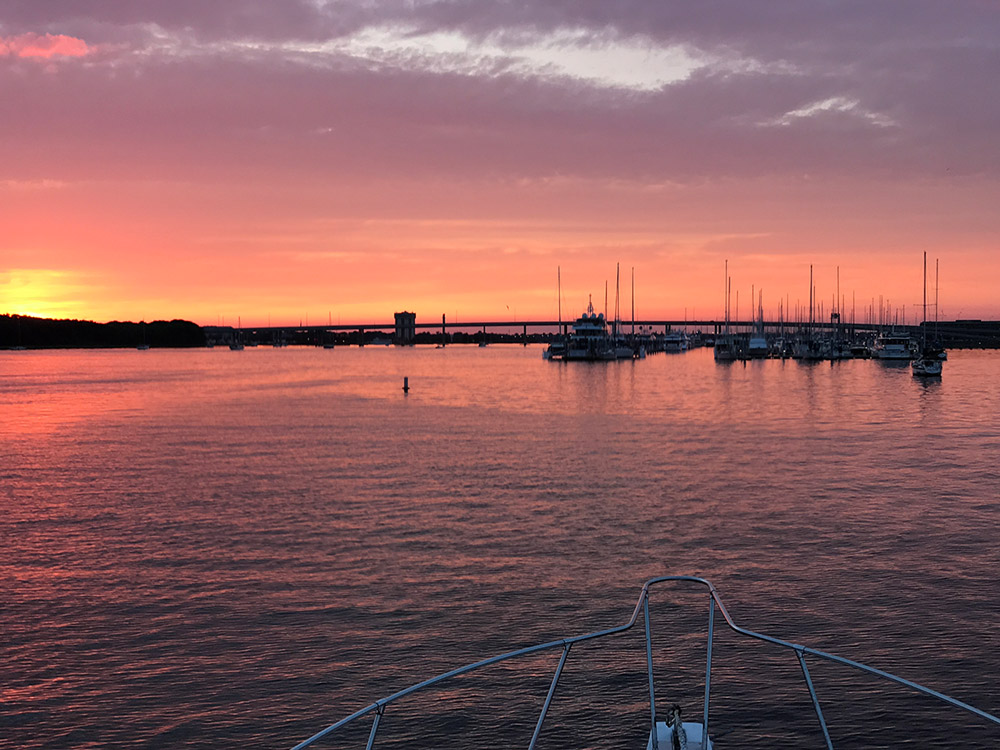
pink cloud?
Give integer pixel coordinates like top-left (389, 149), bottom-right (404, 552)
top-left (1, 33), bottom-right (91, 60)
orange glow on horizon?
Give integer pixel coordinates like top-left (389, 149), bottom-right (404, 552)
top-left (1, 268), bottom-right (96, 320)
top-left (4, 171), bottom-right (999, 327)
top-left (2, 18), bottom-right (998, 327)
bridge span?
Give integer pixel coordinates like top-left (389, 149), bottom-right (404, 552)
top-left (204, 317), bottom-right (886, 347)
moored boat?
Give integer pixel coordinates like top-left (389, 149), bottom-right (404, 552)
top-left (565, 298), bottom-right (616, 361)
top-left (664, 330), bottom-right (688, 352)
top-left (746, 334), bottom-right (768, 358)
top-left (911, 354), bottom-right (943, 376)
top-left (712, 336), bottom-right (738, 361)
top-left (543, 336), bottom-right (566, 360)
top-left (714, 260), bottom-right (737, 362)
top-left (912, 252), bottom-right (945, 377)
top-left (872, 331), bottom-right (915, 360)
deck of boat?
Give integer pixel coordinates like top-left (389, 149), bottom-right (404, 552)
top-left (646, 720), bottom-right (713, 749)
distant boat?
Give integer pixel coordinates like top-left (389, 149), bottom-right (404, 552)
top-left (713, 337), bottom-right (738, 361)
top-left (849, 342), bottom-right (871, 359)
top-left (746, 334), bottom-right (768, 358)
top-left (544, 267), bottom-right (567, 360)
top-left (872, 331), bottom-right (914, 360)
top-left (714, 260), bottom-right (737, 362)
top-left (664, 330), bottom-right (688, 352)
top-left (793, 337), bottom-right (830, 361)
top-left (230, 317), bottom-right (245, 350)
top-left (911, 353), bottom-right (942, 376)
top-left (565, 297), bottom-right (616, 361)
top-left (543, 338), bottom-right (566, 360)
top-left (913, 252), bottom-right (944, 377)
top-left (746, 293), bottom-right (767, 358)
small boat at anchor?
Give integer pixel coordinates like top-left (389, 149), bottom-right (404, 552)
top-left (913, 252), bottom-right (945, 377)
top-left (911, 353), bottom-right (943, 376)
top-left (714, 260), bottom-right (737, 362)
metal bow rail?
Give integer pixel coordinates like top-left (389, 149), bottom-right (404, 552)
top-left (291, 575), bottom-right (1000, 750)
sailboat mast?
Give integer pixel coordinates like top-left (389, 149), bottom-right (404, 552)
top-left (724, 259), bottom-right (728, 332)
top-left (557, 266), bottom-right (562, 335)
top-left (728, 277), bottom-right (732, 334)
top-left (615, 263), bottom-right (620, 336)
top-left (809, 264), bottom-right (814, 334)
top-left (923, 251), bottom-right (927, 346)
top-left (631, 267), bottom-right (635, 337)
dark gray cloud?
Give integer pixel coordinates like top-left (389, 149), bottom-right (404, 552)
top-left (2, 0), bottom-right (998, 185)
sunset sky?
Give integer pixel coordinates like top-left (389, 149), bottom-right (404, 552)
top-left (2, 2), bottom-right (998, 326)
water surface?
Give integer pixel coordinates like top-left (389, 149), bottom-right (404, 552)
top-left (3, 346), bottom-right (999, 748)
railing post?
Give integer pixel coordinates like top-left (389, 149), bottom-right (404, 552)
top-left (795, 649), bottom-right (834, 750)
top-left (364, 706), bottom-right (383, 750)
top-left (644, 591), bottom-right (658, 750)
top-left (527, 643), bottom-right (571, 750)
top-left (702, 594), bottom-right (715, 750)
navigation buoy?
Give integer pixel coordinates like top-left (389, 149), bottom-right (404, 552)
top-left (403, 376), bottom-right (409, 393)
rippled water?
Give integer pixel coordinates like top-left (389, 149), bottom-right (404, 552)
top-left (3, 346), bottom-right (999, 749)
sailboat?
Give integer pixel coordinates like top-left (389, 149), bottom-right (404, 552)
top-left (137, 320), bottom-right (150, 350)
top-left (713, 260), bottom-right (738, 361)
top-left (230, 316), bottom-right (245, 350)
top-left (747, 290), bottom-right (768, 358)
top-left (912, 253), bottom-right (943, 377)
top-left (611, 263), bottom-right (633, 358)
top-left (544, 267), bottom-right (567, 360)
top-left (323, 312), bottom-right (336, 348)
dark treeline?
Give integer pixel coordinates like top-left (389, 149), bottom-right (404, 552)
top-left (1, 314), bottom-right (205, 349)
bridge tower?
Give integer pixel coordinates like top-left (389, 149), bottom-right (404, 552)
top-left (394, 311), bottom-right (416, 345)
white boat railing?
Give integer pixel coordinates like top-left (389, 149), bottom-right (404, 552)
top-left (290, 575), bottom-right (1000, 750)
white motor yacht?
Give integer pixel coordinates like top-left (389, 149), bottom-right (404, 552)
top-left (872, 331), bottom-right (916, 360)
top-left (565, 299), bottom-right (616, 361)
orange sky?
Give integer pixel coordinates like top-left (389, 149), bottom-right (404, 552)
top-left (2, 7), bottom-right (999, 325)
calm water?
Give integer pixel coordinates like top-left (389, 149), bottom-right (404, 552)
top-left (3, 345), bottom-right (999, 749)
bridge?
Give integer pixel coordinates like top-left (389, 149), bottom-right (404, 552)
top-left (204, 316), bottom-right (900, 347)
